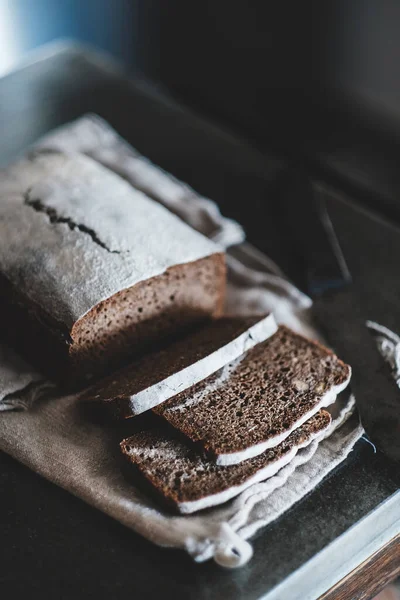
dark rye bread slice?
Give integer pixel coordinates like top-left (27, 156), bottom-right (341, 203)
top-left (121, 410), bottom-right (332, 514)
top-left (154, 326), bottom-right (351, 465)
top-left (80, 314), bottom-right (277, 417)
top-left (0, 151), bottom-right (225, 382)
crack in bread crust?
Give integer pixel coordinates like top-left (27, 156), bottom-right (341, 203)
top-left (24, 190), bottom-right (121, 254)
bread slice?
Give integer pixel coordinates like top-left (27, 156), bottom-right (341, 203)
top-left (0, 151), bottom-right (225, 381)
top-left (121, 410), bottom-right (331, 514)
top-left (154, 326), bottom-right (351, 465)
top-left (81, 314), bottom-right (277, 417)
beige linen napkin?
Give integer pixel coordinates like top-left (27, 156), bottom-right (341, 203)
top-left (0, 117), bottom-right (364, 567)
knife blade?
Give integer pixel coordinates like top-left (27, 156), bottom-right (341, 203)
top-left (282, 174), bottom-right (400, 462)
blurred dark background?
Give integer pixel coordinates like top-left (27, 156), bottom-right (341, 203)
top-left (3, 0), bottom-right (400, 139)
top-left (3, 0), bottom-right (400, 223)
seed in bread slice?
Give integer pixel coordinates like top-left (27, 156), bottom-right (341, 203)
top-left (154, 326), bottom-right (351, 465)
top-left (120, 409), bottom-right (331, 514)
top-left (80, 314), bottom-right (277, 417)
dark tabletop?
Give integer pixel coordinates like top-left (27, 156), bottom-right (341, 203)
top-left (0, 44), bottom-right (399, 600)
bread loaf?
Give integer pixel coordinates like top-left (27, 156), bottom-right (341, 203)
top-left (0, 151), bottom-right (225, 381)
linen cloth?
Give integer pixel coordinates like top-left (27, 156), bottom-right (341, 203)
top-left (0, 116), bottom-right (364, 567)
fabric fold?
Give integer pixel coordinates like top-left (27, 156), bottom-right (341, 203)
top-left (0, 343), bottom-right (53, 412)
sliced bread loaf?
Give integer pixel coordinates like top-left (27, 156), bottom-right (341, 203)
top-left (154, 326), bottom-right (351, 465)
top-left (121, 410), bottom-right (331, 513)
top-left (81, 314), bottom-right (277, 417)
top-left (0, 151), bottom-right (225, 381)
